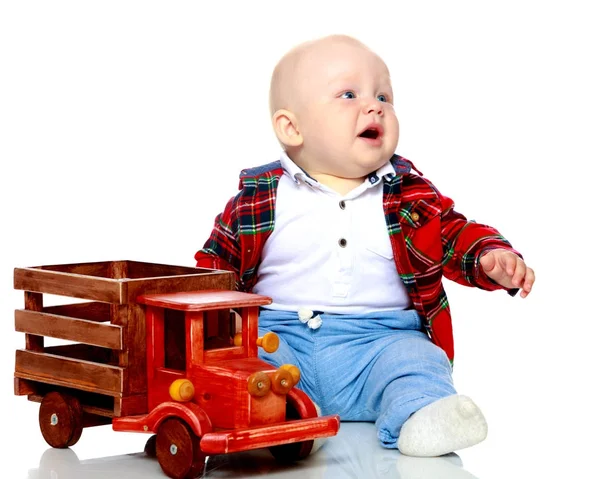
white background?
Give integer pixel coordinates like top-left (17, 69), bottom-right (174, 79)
top-left (1, 1), bottom-right (598, 478)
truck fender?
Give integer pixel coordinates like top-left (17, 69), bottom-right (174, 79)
top-left (146, 402), bottom-right (212, 437)
top-left (287, 388), bottom-right (318, 419)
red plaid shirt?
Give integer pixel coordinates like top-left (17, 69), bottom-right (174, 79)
top-left (195, 155), bottom-right (520, 363)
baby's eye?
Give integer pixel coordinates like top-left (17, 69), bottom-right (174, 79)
top-left (377, 94), bottom-right (388, 102)
top-left (340, 91), bottom-right (356, 99)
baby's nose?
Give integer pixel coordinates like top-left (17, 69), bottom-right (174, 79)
top-left (363, 99), bottom-right (383, 115)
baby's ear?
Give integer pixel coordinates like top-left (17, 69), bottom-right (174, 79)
top-left (272, 109), bottom-right (303, 147)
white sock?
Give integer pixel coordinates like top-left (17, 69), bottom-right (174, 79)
top-left (396, 453), bottom-right (479, 479)
top-left (397, 395), bottom-right (488, 457)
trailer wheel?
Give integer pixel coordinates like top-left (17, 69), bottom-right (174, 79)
top-left (268, 397), bottom-right (315, 462)
top-left (39, 391), bottom-right (83, 448)
top-left (156, 418), bottom-right (206, 479)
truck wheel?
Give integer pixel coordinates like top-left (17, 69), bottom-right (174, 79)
top-left (144, 434), bottom-right (157, 457)
top-left (268, 397), bottom-right (315, 462)
top-left (39, 391), bottom-right (83, 448)
top-left (156, 418), bottom-right (206, 479)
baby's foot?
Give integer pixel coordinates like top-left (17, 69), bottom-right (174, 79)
top-left (397, 395), bottom-right (487, 457)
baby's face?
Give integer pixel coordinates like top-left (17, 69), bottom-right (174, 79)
top-left (291, 41), bottom-right (399, 179)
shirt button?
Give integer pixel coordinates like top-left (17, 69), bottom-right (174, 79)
top-left (339, 200), bottom-right (346, 210)
top-left (411, 212), bottom-right (420, 222)
top-left (338, 238), bottom-right (347, 247)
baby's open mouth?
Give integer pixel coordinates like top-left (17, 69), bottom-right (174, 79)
top-left (358, 124), bottom-right (383, 140)
top-left (360, 129), bottom-right (379, 139)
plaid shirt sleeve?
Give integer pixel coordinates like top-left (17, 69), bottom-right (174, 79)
top-left (194, 192), bottom-right (243, 283)
top-left (431, 180), bottom-right (522, 295)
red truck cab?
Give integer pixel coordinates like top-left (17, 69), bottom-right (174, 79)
top-left (112, 290), bottom-right (339, 478)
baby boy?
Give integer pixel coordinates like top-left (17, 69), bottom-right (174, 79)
top-left (195, 34), bottom-right (535, 456)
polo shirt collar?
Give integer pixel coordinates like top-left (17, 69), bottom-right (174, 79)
top-left (279, 151), bottom-right (397, 189)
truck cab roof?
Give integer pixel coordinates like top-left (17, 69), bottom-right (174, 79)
top-left (136, 290), bottom-right (272, 311)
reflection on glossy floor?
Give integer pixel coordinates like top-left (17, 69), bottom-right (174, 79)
top-left (27, 422), bottom-right (478, 479)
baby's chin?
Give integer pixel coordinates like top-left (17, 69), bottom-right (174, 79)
top-left (352, 156), bottom-right (393, 173)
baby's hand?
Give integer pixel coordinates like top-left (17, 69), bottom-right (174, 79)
top-left (480, 249), bottom-right (535, 298)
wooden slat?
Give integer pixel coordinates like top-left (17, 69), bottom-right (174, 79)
top-left (44, 344), bottom-right (113, 363)
top-left (24, 292), bottom-right (44, 351)
top-left (14, 268), bottom-right (123, 303)
top-left (15, 349), bottom-right (123, 395)
top-left (43, 302), bottom-right (110, 322)
top-left (39, 261), bottom-right (111, 277)
top-left (127, 260), bottom-right (211, 279)
top-left (108, 260), bottom-right (128, 279)
top-left (111, 304), bottom-right (130, 389)
top-left (115, 394), bottom-right (148, 417)
top-left (15, 310), bottom-right (122, 349)
top-left (126, 304), bottom-right (147, 394)
top-left (123, 272), bottom-right (234, 303)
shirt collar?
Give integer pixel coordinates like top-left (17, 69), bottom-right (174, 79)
top-left (366, 161), bottom-right (396, 187)
top-left (279, 151), bottom-right (319, 186)
top-left (278, 150), bottom-right (397, 189)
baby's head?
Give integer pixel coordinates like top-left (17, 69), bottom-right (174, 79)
top-left (269, 35), bottom-right (399, 183)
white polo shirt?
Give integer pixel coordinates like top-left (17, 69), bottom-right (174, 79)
top-left (252, 152), bottom-right (411, 314)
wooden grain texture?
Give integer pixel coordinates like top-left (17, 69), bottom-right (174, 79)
top-left (15, 349), bottom-right (123, 395)
top-left (126, 261), bottom-right (211, 279)
top-left (14, 376), bottom-right (36, 395)
top-left (245, 307), bottom-right (259, 358)
top-left (146, 306), bottom-right (165, 379)
top-left (14, 262), bottom-right (235, 305)
top-left (186, 311), bottom-right (203, 369)
top-left (124, 273), bottom-right (235, 303)
top-left (108, 260), bottom-right (129, 279)
top-left (31, 260), bottom-right (226, 280)
top-left (137, 290), bottom-right (272, 312)
top-left (110, 304), bottom-right (130, 387)
top-left (24, 292), bottom-right (44, 351)
top-left (43, 343), bottom-right (114, 364)
top-left (15, 310), bottom-right (123, 349)
top-left (43, 302), bottom-right (111, 322)
top-left (188, 361), bottom-right (287, 430)
top-left (112, 401), bottom-right (213, 436)
top-left (156, 417), bottom-right (206, 479)
top-left (39, 391), bottom-right (84, 448)
top-left (27, 392), bottom-right (115, 419)
top-left (147, 368), bottom-right (186, 411)
top-left (19, 379), bottom-right (136, 419)
top-left (115, 393), bottom-right (148, 417)
top-left (203, 347), bottom-right (247, 362)
top-left (15, 268), bottom-right (122, 303)
top-left (38, 261), bottom-right (111, 277)
top-left (125, 303), bottom-right (147, 395)
top-left (200, 416), bottom-right (340, 454)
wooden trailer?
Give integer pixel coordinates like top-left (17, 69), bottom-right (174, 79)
top-left (13, 260), bottom-right (234, 423)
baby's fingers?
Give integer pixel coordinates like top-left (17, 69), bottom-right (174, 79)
top-left (520, 267), bottom-right (536, 298)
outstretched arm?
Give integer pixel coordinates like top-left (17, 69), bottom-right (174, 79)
top-left (432, 180), bottom-right (530, 297)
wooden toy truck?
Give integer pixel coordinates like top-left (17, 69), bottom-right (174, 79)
top-left (13, 260), bottom-right (340, 479)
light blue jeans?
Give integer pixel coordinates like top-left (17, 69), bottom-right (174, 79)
top-left (258, 308), bottom-right (456, 448)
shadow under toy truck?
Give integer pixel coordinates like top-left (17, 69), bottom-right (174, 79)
top-left (13, 261), bottom-right (340, 479)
